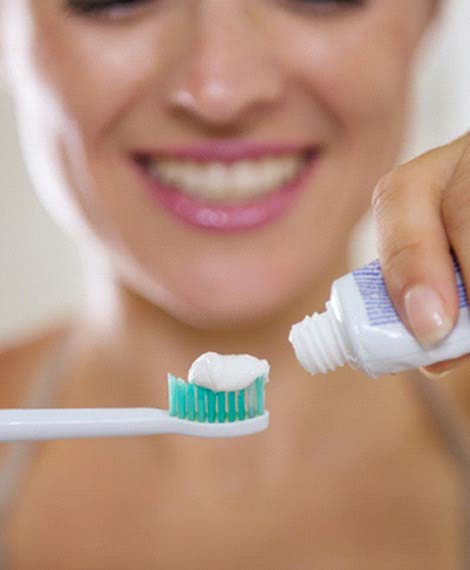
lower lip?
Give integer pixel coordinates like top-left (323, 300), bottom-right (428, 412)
top-left (135, 153), bottom-right (318, 232)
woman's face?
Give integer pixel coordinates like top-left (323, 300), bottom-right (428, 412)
top-left (1, 0), bottom-right (433, 329)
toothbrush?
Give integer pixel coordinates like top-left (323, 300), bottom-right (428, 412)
top-left (0, 375), bottom-right (269, 442)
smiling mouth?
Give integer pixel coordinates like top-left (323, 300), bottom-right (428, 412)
top-left (133, 144), bottom-right (320, 231)
top-left (136, 150), bottom-right (313, 205)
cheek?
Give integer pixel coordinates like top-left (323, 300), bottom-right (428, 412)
top-left (280, 10), bottom-right (422, 134)
top-left (28, 13), bottom-right (165, 145)
top-left (13, 13), bottom-right (166, 237)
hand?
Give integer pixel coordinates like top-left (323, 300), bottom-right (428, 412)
top-left (372, 131), bottom-right (470, 378)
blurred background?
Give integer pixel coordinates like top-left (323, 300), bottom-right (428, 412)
top-left (1, 0), bottom-right (469, 345)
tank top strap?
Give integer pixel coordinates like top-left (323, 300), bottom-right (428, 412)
top-left (0, 326), bottom-right (76, 569)
top-left (408, 370), bottom-right (470, 570)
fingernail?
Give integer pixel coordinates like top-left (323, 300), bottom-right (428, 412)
top-left (419, 367), bottom-right (452, 380)
top-left (404, 285), bottom-right (453, 348)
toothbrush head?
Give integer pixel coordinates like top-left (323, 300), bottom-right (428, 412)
top-left (167, 374), bottom-right (269, 437)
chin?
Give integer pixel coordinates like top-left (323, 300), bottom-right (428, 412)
top-left (179, 295), bottom-right (288, 332)
top-left (164, 278), bottom-right (295, 331)
top-left (131, 269), bottom-right (295, 332)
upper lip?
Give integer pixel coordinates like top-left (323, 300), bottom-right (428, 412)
top-left (134, 141), bottom-right (319, 163)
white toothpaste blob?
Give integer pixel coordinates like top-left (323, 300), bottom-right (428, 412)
top-left (188, 352), bottom-right (270, 392)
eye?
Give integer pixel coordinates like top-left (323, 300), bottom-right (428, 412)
top-left (293, 0), bottom-right (365, 5)
top-left (286, 0), bottom-right (366, 15)
top-left (65, 0), bottom-right (154, 19)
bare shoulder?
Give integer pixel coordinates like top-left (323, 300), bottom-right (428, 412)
top-left (0, 319), bottom-right (72, 407)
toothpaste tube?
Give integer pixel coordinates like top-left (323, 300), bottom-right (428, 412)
top-left (289, 258), bottom-right (470, 378)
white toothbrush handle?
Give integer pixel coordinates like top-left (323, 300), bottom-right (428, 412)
top-left (0, 408), bottom-right (269, 441)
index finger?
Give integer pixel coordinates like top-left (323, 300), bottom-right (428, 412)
top-left (372, 136), bottom-right (469, 348)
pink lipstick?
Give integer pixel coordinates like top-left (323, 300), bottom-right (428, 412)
top-left (133, 142), bottom-right (320, 232)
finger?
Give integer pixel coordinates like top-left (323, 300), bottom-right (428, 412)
top-left (441, 136), bottom-right (470, 325)
top-left (372, 136), bottom-right (469, 348)
top-left (420, 354), bottom-right (470, 379)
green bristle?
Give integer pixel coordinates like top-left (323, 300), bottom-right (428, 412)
top-left (206, 389), bottom-right (216, 423)
top-left (217, 392), bottom-right (226, 423)
top-left (177, 378), bottom-right (187, 419)
top-left (247, 382), bottom-right (256, 419)
top-left (187, 383), bottom-right (196, 421)
top-left (237, 389), bottom-right (246, 420)
top-left (227, 392), bottom-right (236, 422)
top-left (197, 386), bottom-right (206, 422)
top-left (255, 377), bottom-right (265, 415)
top-left (168, 374), bottom-right (178, 417)
top-left (168, 374), bottom-right (266, 424)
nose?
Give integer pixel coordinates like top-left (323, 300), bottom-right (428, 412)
top-left (165, 1), bottom-right (284, 128)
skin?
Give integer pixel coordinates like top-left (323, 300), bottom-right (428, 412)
top-left (0, 0), bottom-right (468, 568)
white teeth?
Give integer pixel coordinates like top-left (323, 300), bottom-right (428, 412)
top-left (146, 153), bottom-right (307, 202)
top-left (206, 164), bottom-right (227, 197)
top-left (232, 161), bottom-right (254, 199)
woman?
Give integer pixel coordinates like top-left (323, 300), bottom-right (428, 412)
top-left (0, 0), bottom-right (468, 568)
